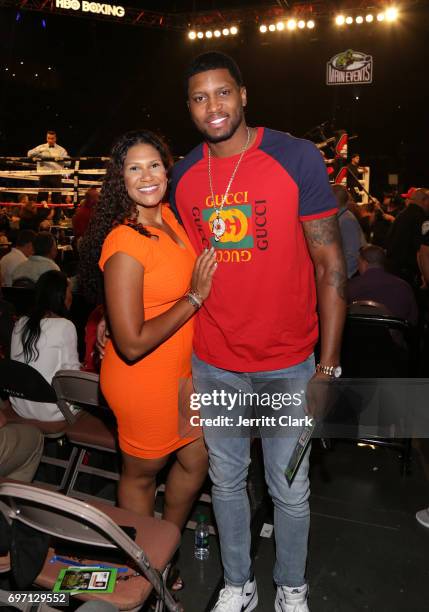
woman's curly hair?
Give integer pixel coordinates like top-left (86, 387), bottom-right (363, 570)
top-left (79, 129), bottom-right (173, 304)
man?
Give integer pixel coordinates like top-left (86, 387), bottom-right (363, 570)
top-left (27, 130), bottom-right (69, 205)
top-left (386, 187), bottom-right (429, 289)
top-left (170, 52), bottom-right (346, 612)
top-left (348, 245), bottom-right (418, 325)
top-left (12, 231), bottom-right (59, 285)
top-left (72, 187), bottom-right (100, 239)
top-left (347, 153), bottom-right (363, 203)
top-left (0, 409), bottom-right (43, 482)
top-left (0, 230), bottom-right (36, 286)
top-left (333, 184), bottom-right (366, 278)
top-left (418, 200), bottom-right (429, 288)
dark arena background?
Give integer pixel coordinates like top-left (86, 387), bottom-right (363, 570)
top-left (0, 0), bottom-right (428, 195)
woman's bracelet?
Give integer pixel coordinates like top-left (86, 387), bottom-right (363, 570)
top-left (185, 290), bottom-right (203, 310)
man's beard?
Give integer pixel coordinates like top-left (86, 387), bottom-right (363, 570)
top-left (201, 109), bottom-right (244, 144)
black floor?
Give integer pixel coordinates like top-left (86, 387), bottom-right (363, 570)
top-left (172, 441), bottom-right (429, 612)
top-left (34, 438), bottom-right (429, 612)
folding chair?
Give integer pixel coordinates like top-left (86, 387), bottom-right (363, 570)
top-left (52, 370), bottom-right (119, 503)
top-left (0, 359), bottom-right (77, 490)
top-left (340, 312), bottom-right (415, 473)
top-left (0, 482), bottom-right (181, 612)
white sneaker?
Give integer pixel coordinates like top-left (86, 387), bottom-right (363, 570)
top-left (275, 584), bottom-right (309, 612)
top-left (416, 507), bottom-right (429, 527)
top-left (212, 577), bottom-right (258, 611)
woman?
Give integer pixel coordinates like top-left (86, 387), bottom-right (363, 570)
top-left (10, 270), bottom-right (80, 421)
top-left (79, 130), bottom-right (216, 531)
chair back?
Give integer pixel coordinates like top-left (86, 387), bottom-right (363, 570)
top-left (0, 482), bottom-right (180, 612)
top-left (52, 370), bottom-right (103, 408)
top-left (341, 313), bottom-right (412, 377)
top-left (0, 359), bottom-right (57, 404)
top-left (348, 299), bottom-right (393, 317)
top-left (52, 370), bottom-right (108, 424)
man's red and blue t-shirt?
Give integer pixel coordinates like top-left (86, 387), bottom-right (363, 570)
top-left (170, 127), bottom-right (337, 372)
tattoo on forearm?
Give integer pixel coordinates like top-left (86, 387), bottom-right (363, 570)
top-left (328, 269), bottom-right (347, 301)
top-left (303, 216), bottom-right (341, 247)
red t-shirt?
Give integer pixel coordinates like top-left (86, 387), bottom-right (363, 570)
top-left (170, 127), bottom-right (337, 372)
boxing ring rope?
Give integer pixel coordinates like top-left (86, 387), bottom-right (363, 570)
top-left (0, 156), bottom-right (108, 206)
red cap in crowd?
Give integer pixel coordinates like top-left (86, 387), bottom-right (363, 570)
top-left (401, 187), bottom-right (417, 199)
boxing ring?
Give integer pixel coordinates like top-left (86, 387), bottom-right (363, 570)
top-left (0, 155), bottom-right (108, 208)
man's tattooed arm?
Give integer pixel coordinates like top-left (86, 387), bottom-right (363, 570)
top-left (302, 214), bottom-right (347, 372)
top-left (302, 215), bottom-right (340, 248)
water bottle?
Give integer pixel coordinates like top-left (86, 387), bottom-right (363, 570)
top-left (194, 514), bottom-right (210, 560)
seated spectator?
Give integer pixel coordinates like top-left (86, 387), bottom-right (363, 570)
top-left (0, 230), bottom-right (36, 287)
top-left (363, 199), bottom-right (395, 248)
top-left (82, 304), bottom-right (104, 372)
top-left (384, 193), bottom-right (405, 218)
top-left (12, 231), bottom-right (60, 285)
top-left (333, 184), bottom-right (367, 278)
top-left (0, 288), bottom-right (15, 359)
top-left (0, 410), bottom-right (43, 481)
top-left (19, 200), bottom-right (39, 231)
top-left (72, 187), bottom-right (99, 239)
top-left (386, 187), bottom-right (429, 289)
top-left (0, 211), bottom-right (10, 239)
top-left (348, 245), bottom-right (418, 325)
top-left (10, 270), bottom-right (80, 421)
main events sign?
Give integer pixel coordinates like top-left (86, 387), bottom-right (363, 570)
top-left (326, 49), bottom-right (373, 85)
top-left (55, 0), bottom-right (125, 17)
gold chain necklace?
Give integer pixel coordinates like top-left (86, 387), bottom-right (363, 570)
top-left (208, 127), bottom-right (251, 242)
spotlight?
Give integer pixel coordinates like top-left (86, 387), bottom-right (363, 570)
top-left (188, 31), bottom-right (196, 39)
top-left (214, 30), bottom-right (221, 37)
top-left (366, 14), bottom-right (374, 22)
top-left (205, 30), bottom-right (213, 38)
top-left (48, 66), bottom-right (52, 70)
top-left (222, 28), bottom-right (230, 35)
top-left (20, 61), bottom-right (24, 65)
top-left (268, 24), bottom-right (276, 32)
top-left (260, 25), bottom-right (267, 33)
top-left (377, 12), bottom-right (385, 21)
top-left (345, 16), bottom-right (353, 24)
top-left (197, 31), bottom-right (204, 39)
top-left (34, 73), bottom-right (38, 77)
top-left (297, 20), bottom-right (305, 29)
top-left (276, 21), bottom-right (284, 31)
top-left (386, 7), bottom-right (398, 21)
top-left (307, 20), bottom-right (315, 29)
top-left (356, 16), bottom-right (363, 24)
top-left (335, 15), bottom-right (345, 26)
top-left (230, 26), bottom-right (238, 35)
top-left (287, 19), bottom-right (296, 30)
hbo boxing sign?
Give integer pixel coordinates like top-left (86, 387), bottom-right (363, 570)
top-left (55, 0), bottom-right (125, 17)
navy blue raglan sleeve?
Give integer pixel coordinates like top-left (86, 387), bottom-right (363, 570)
top-left (296, 140), bottom-right (338, 220)
top-left (169, 163), bottom-right (182, 224)
top-left (259, 129), bottom-right (337, 220)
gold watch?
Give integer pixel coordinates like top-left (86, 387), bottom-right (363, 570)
top-left (316, 363), bottom-right (342, 378)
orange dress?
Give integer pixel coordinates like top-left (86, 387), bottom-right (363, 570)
top-left (99, 205), bottom-right (199, 459)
